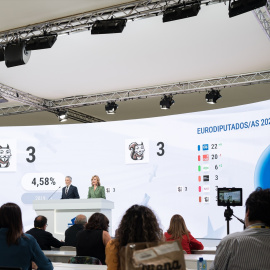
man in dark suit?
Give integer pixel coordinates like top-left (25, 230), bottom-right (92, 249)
top-left (61, 176), bottom-right (80, 199)
top-left (26, 215), bottom-right (65, 250)
top-left (64, 214), bottom-right (87, 246)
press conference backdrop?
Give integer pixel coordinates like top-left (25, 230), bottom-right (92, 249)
top-left (0, 99), bottom-right (270, 238)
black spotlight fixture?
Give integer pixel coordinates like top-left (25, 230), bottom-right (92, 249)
top-left (163, 1), bottom-right (201, 23)
top-left (0, 47), bottom-right (4, 62)
top-left (205, 90), bottom-right (222, 104)
top-left (5, 41), bottom-right (31, 68)
top-left (229, 0), bottom-right (267, 18)
top-left (57, 110), bottom-right (68, 122)
top-left (160, 95), bottom-right (175, 109)
top-left (26, 33), bottom-right (57, 51)
top-left (105, 102), bottom-right (118, 114)
top-left (91, 19), bottom-right (127, 34)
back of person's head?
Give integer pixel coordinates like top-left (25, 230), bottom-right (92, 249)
top-left (246, 187), bottom-right (270, 226)
top-left (75, 214), bottom-right (87, 225)
top-left (0, 202), bottom-right (23, 245)
top-left (85, 213), bottom-right (109, 231)
top-left (167, 214), bottom-right (190, 241)
top-left (34, 215), bottom-right (47, 228)
top-left (115, 204), bottom-right (163, 247)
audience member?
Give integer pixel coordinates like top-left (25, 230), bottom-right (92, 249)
top-left (0, 203), bottom-right (53, 270)
top-left (210, 187), bottom-right (270, 270)
top-left (164, 214), bottom-right (204, 254)
top-left (65, 214), bottom-right (87, 246)
top-left (106, 204), bottom-right (163, 270)
top-left (76, 213), bottom-right (111, 265)
top-left (26, 215), bottom-right (65, 250)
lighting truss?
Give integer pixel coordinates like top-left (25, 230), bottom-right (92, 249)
top-left (0, 83), bottom-right (104, 123)
top-left (0, 0), bottom-right (227, 47)
top-left (253, 0), bottom-right (270, 40)
top-left (0, 70), bottom-right (270, 117)
top-left (48, 70), bottom-right (270, 108)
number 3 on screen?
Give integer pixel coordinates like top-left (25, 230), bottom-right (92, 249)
top-left (157, 142), bottom-right (165, 156)
top-left (26, 146), bottom-right (36, 163)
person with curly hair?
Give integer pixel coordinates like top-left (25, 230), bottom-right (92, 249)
top-left (76, 213), bottom-right (111, 264)
top-left (0, 203), bottom-right (53, 270)
top-left (106, 204), bottom-right (163, 270)
top-left (164, 214), bottom-right (203, 254)
top-left (88, 175), bottom-right (106, 199)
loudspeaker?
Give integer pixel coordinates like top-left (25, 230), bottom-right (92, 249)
top-left (5, 41), bottom-right (31, 67)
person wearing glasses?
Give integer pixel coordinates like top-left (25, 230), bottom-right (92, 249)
top-left (26, 215), bottom-right (65, 250)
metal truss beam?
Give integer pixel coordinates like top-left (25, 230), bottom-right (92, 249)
top-left (0, 0), bottom-right (226, 46)
top-left (253, 1), bottom-right (270, 40)
top-left (1, 70), bottom-right (269, 117)
top-left (0, 83), bottom-right (104, 122)
top-left (48, 70), bottom-right (270, 108)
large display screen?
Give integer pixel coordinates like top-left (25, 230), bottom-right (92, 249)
top-left (0, 99), bottom-right (270, 239)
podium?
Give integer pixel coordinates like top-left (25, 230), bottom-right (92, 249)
top-left (33, 199), bottom-right (114, 238)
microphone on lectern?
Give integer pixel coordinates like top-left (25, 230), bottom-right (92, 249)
top-left (48, 186), bottom-right (61, 200)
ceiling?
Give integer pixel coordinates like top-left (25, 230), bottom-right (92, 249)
top-left (0, 1), bottom-right (270, 126)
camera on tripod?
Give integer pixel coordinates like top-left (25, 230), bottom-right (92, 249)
top-left (217, 187), bottom-right (243, 234)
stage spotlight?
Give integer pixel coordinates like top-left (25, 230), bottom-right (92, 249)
top-left (0, 47), bottom-right (4, 62)
top-left (229, 0), bottom-right (267, 18)
top-left (163, 1), bottom-right (201, 23)
top-left (57, 110), bottom-right (68, 122)
top-left (205, 90), bottom-right (222, 104)
top-left (26, 33), bottom-right (57, 51)
top-left (5, 41), bottom-right (31, 68)
top-left (91, 19), bottom-right (127, 34)
top-left (160, 95), bottom-right (175, 109)
top-left (105, 102), bottom-right (118, 114)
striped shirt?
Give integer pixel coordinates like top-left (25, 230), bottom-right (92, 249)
top-left (209, 224), bottom-right (270, 270)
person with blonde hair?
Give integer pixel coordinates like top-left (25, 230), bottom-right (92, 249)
top-left (164, 214), bottom-right (203, 254)
top-left (88, 175), bottom-right (106, 199)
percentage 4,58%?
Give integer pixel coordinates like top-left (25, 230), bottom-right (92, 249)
top-left (32, 177), bottom-right (56, 187)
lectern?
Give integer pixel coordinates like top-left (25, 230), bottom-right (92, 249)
top-left (33, 199), bottom-right (114, 238)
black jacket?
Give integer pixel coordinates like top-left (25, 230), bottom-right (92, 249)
top-left (64, 224), bottom-right (84, 247)
top-left (61, 184), bottom-right (80, 199)
top-left (26, 228), bottom-right (65, 250)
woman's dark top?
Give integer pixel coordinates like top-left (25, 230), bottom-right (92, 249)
top-left (76, 229), bottom-right (105, 264)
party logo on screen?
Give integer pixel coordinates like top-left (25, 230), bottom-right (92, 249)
top-left (202, 144), bottom-right (209, 151)
top-left (125, 139), bottom-right (149, 164)
top-left (202, 165), bottom-right (209, 171)
top-left (0, 144), bottom-right (12, 168)
top-left (203, 175), bottom-right (209, 181)
top-left (203, 154), bottom-right (209, 161)
top-left (0, 141), bottom-right (16, 171)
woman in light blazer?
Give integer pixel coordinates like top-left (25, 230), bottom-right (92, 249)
top-left (88, 175), bottom-right (106, 199)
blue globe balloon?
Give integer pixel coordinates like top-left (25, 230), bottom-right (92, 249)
top-left (254, 145), bottom-right (270, 189)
